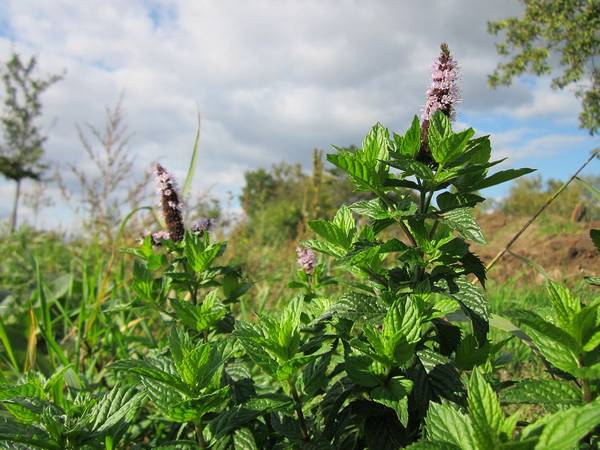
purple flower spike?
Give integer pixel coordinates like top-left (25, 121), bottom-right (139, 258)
top-left (154, 163), bottom-right (185, 242)
top-left (421, 43), bottom-right (460, 122)
top-left (418, 43), bottom-right (460, 164)
top-left (296, 246), bottom-right (317, 275)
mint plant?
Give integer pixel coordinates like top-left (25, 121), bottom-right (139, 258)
top-left (297, 45), bottom-right (534, 445)
top-left (498, 174), bottom-right (600, 414)
top-left (5, 43), bottom-right (600, 450)
top-left (0, 373), bottom-right (143, 449)
top-left (503, 282), bottom-right (600, 404)
top-left (413, 368), bottom-right (600, 450)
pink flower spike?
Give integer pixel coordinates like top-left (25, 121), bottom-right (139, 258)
top-left (421, 43), bottom-right (460, 122)
top-left (154, 163), bottom-right (185, 242)
top-left (296, 246), bottom-right (317, 275)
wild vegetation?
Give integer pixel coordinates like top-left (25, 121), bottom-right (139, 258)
top-left (0, 42), bottom-right (599, 450)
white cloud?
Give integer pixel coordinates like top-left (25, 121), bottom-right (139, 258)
top-left (0, 0), bottom-right (596, 229)
top-left (491, 128), bottom-right (587, 162)
top-left (511, 80), bottom-right (581, 122)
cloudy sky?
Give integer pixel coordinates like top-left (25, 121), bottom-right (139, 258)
top-left (0, 0), bottom-right (598, 230)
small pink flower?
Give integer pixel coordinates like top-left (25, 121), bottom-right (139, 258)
top-left (296, 246), bottom-right (317, 275)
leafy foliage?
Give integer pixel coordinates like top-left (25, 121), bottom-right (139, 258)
top-left (3, 49), bottom-right (600, 450)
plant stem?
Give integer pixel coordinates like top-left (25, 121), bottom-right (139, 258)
top-left (419, 188), bottom-right (426, 213)
top-left (379, 192), bottom-right (418, 246)
top-left (399, 221), bottom-right (418, 247)
top-left (290, 383), bottom-right (310, 441)
top-left (579, 356), bottom-right (592, 402)
top-left (429, 219), bottom-right (439, 239)
top-left (194, 421), bottom-right (206, 448)
top-left (582, 378), bottom-right (592, 403)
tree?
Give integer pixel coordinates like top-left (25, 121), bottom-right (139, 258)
top-left (488, 0), bottom-right (600, 134)
top-left (0, 52), bottom-right (62, 231)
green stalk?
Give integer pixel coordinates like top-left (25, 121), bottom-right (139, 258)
top-left (582, 378), bottom-right (592, 403)
top-left (580, 357), bottom-right (592, 403)
top-left (289, 383), bottom-right (310, 441)
top-left (194, 420), bottom-right (206, 448)
top-left (379, 192), bottom-right (418, 247)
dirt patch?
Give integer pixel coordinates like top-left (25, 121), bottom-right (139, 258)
top-left (474, 212), bottom-right (599, 285)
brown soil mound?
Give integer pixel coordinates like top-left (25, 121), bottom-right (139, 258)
top-left (473, 212), bottom-right (599, 285)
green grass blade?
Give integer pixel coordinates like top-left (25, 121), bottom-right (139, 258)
top-left (35, 259), bottom-right (52, 343)
top-left (183, 112), bottom-right (201, 199)
top-left (0, 315), bottom-right (18, 372)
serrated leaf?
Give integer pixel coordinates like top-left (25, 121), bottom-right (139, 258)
top-left (330, 293), bottom-right (387, 322)
top-left (90, 385), bottom-right (145, 433)
top-left (362, 122), bottom-right (390, 171)
top-left (350, 198), bottom-right (417, 221)
top-left (508, 309), bottom-right (580, 373)
top-left (450, 279), bottom-right (489, 345)
top-left (327, 152), bottom-right (382, 192)
top-left (431, 128), bottom-right (474, 165)
top-left (371, 376), bottom-right (413, 418)
top-left (109, 359), bottom-right (191, 396)
top-left (301, 351), bottom-right (331, 396)
top-left (233, 427), bottom-right (258, 450)
top-left (425, 402), bottom-right (477, 450)
top-left (585, 276), bottom-right (600, 286)
top-left (437, 192), bottom-right (486, 211)
top-left (303, 238), bottom-right (345, 258)
top-left (0, 382), bottom-right (44, 401)
top-left (308, 220), bottom-right (352, 249)
top-left (333, 205), bottom-right (356, 236)
top-left (468, 368), bottom-right (504, 449)
top-left (417, 350), bottom-right (465, 402)
top-left (455, 334), bottom-right (489, 370)
top-left (546, 282), bottom-right (580, 328)
top-left (428, 111), bottom-right (452, 154)
top-left (384, 297), bottom-right (421, 344)
top-left (174, 388), bottom-right (230, 422)
top-left (386, 159), bottom-right (435, 180)
top-left (0, 419), bottom-right (58, 450)
top-left (346, 355), bottom-right (382, 387)
top-left (463, 135), bottom-right (491, 165)
top-left (210, 394), bottom-right (292, 438)
top-left (500, 379), bottom-right (581, 406)
top-left (522, 400), bottom-right (600, 450)
top-left (461, 251), bottom-right (487, 287)
top-left (583, 330), bottom-right (600, 352)
top-left (469, 168), bottom-right (536, 191)
top-left (395, 116), bottom-right (421, 159)
top-left (234, 323), bottom-right (279, 379)
top-left (184, 233), bottom-right (224, 273)
top-left (441, 208), bottom-right (486, 244)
